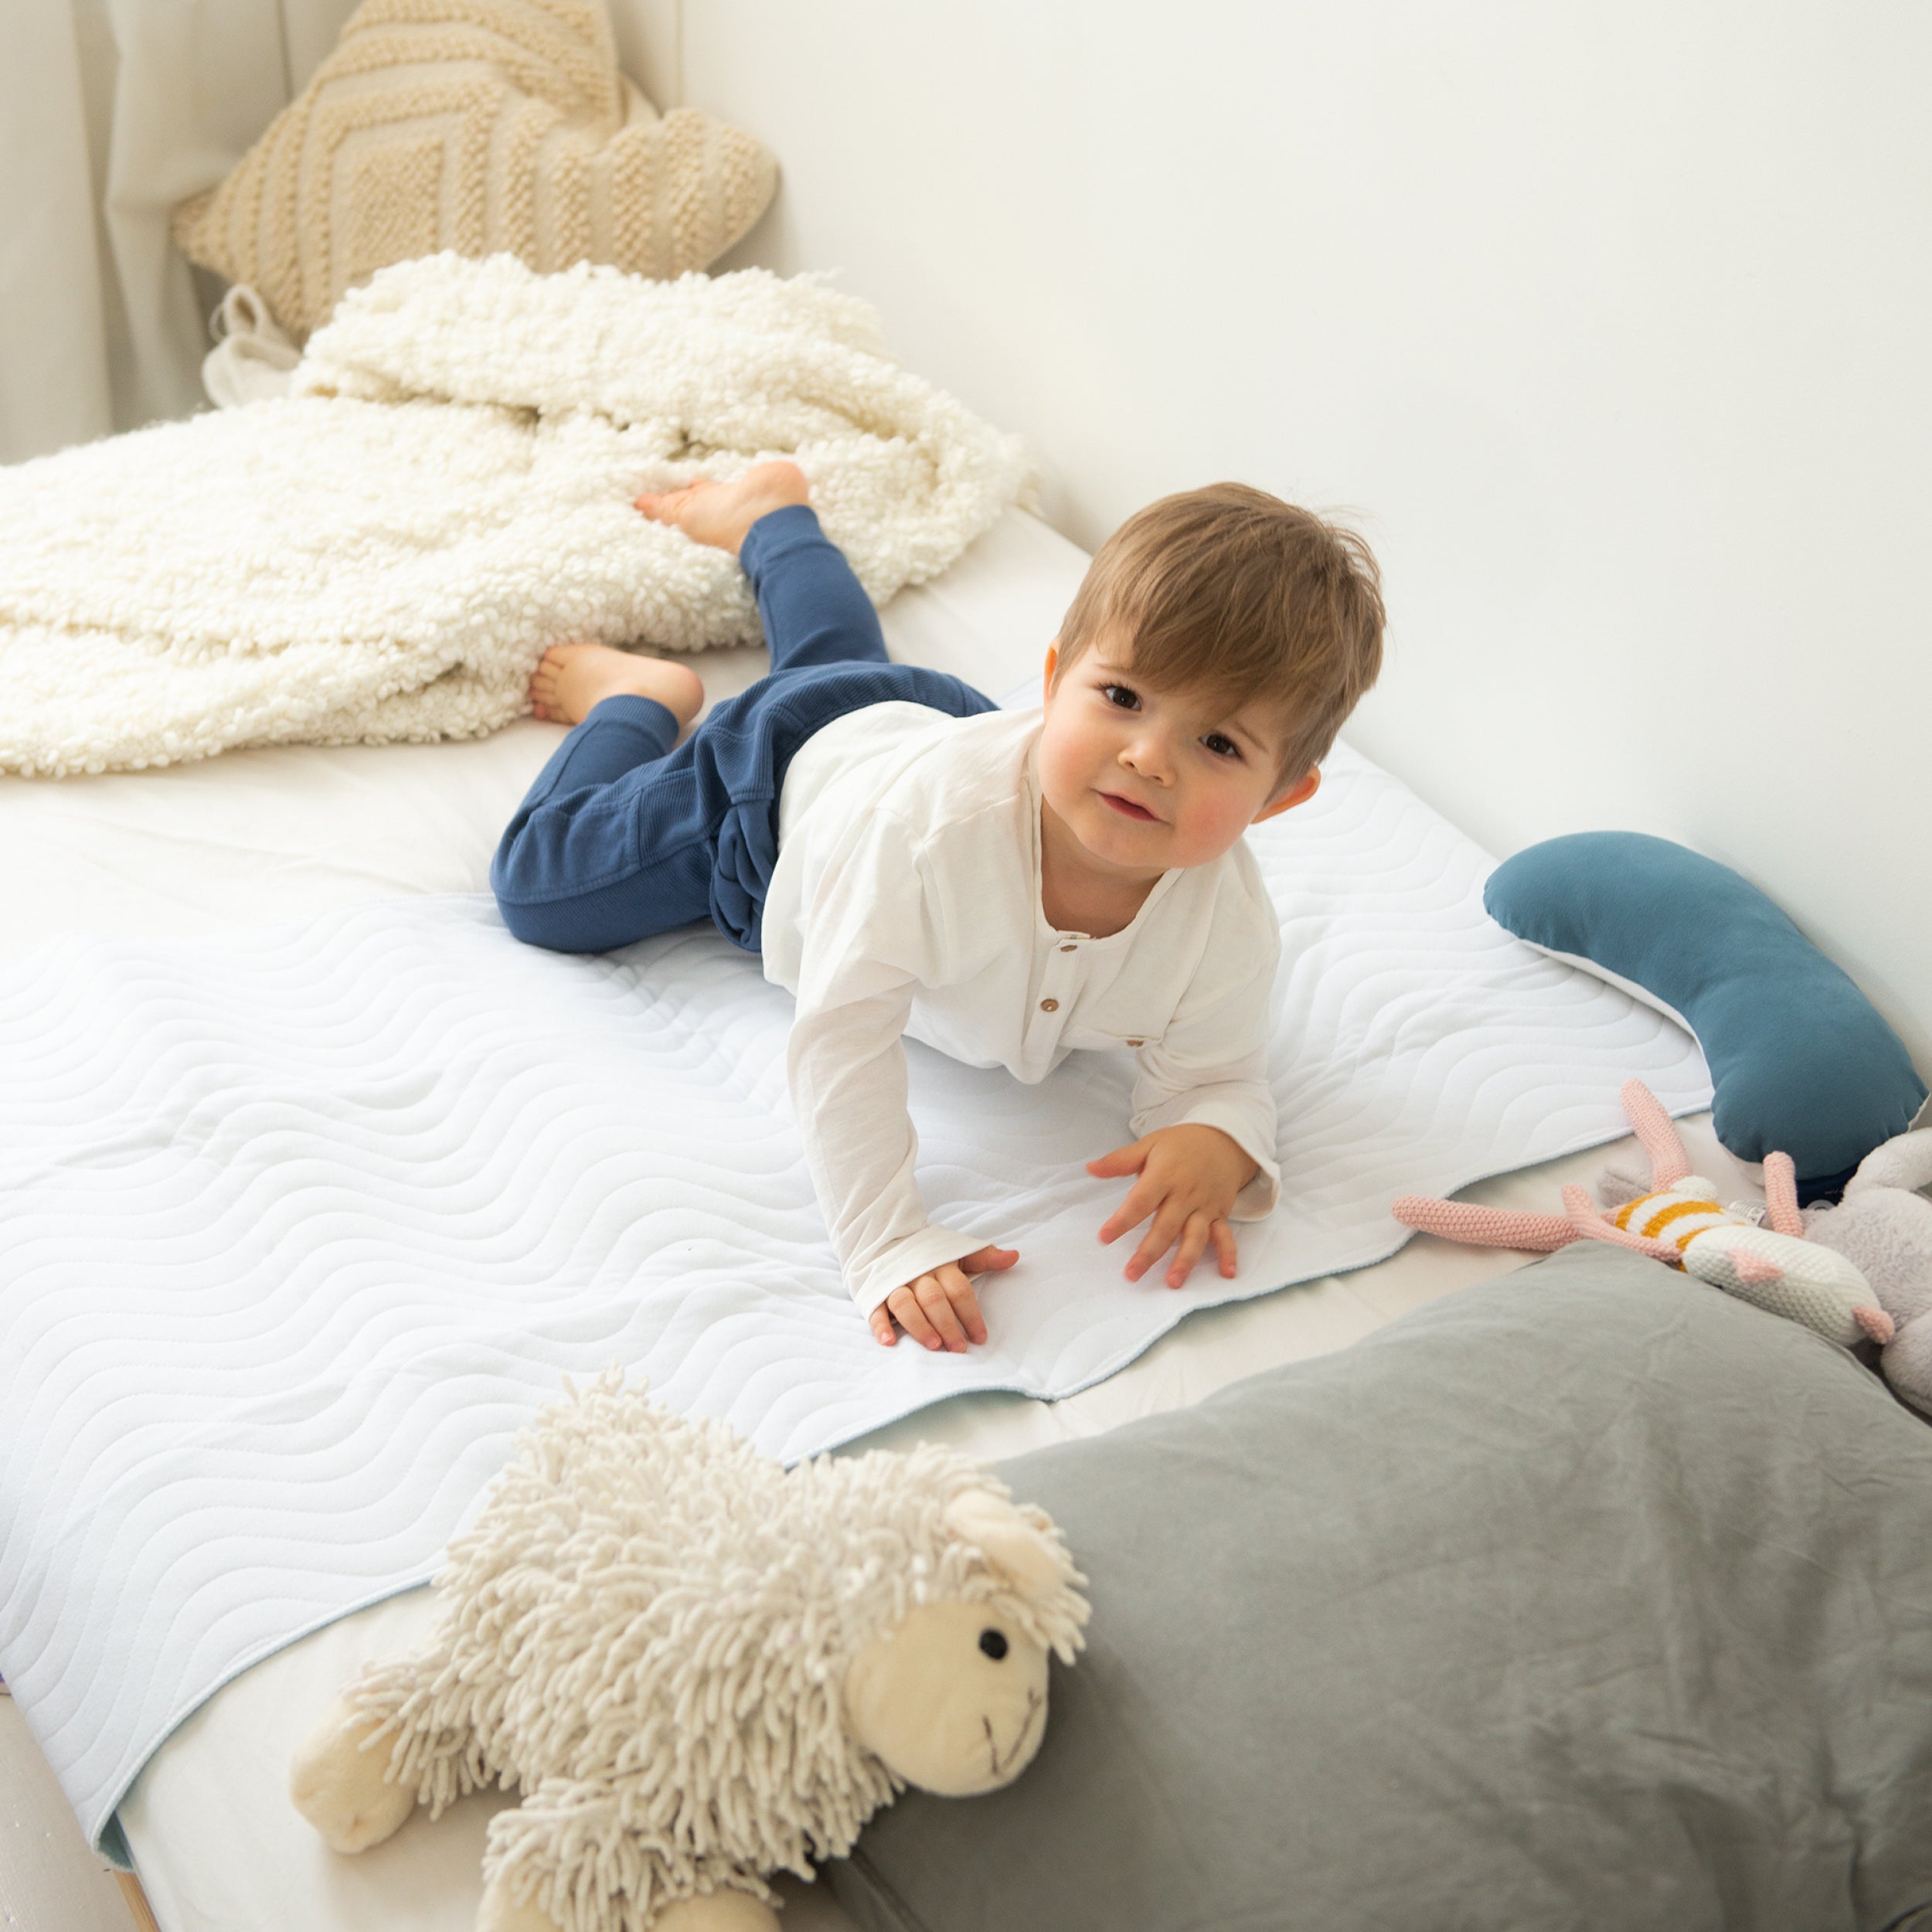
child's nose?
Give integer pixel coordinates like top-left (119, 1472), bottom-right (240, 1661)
top-left (1120, 729), bottom-right (1175, 781)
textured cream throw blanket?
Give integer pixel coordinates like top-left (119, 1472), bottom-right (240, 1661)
top-left (0, 254), bottom-right (1029, 777)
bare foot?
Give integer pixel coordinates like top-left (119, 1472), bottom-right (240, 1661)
top-left (634, 460), bottom-right (811, 556)
top-left (528, 643), bottom-right (705, 730)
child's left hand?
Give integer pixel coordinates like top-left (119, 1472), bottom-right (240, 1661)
top-left (1087, 1124), bottom-right (1259, 1288)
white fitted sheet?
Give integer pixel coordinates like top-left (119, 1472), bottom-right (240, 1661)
top-left (0, 508), bottom-right (1742, 1931)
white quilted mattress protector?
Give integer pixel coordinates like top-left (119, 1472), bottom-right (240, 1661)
top-left (0, 719), bottom-right (1710, 1858)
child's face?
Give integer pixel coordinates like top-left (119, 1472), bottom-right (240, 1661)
top-left (1036, 641), bottom-right (1318, 879)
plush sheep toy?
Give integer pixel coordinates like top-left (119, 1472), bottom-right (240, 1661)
top-left (289, 1373), bottom-right (1089, 1932)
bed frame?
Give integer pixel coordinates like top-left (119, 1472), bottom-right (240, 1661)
top-left (117, 1875), bottom-right (162, 1932)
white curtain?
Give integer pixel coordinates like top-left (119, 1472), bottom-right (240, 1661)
top-left (0, 0), bottom-right (358, 465)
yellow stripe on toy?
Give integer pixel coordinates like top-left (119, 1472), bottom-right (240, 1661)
top-left (1613, 1192), bottom-right (1726, 1250)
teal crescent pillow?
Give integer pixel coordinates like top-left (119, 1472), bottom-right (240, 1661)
top-left (1484, 832), bottom-right (1924, 1196)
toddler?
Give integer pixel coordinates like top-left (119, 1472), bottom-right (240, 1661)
top-left (492, 464), bottom-right (1384, 1351)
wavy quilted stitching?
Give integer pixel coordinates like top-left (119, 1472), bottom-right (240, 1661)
top-left (0, 741), bottom-right (1709, 1852)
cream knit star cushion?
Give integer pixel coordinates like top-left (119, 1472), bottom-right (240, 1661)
top-left (171, 0), bottom-right (777, 341)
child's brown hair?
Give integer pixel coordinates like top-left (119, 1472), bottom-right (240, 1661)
top-left (1053, 483), bottom-right (1386, 785)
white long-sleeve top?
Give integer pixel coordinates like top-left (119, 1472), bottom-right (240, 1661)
top-left (762, 702), bottom-right (1282, 1315)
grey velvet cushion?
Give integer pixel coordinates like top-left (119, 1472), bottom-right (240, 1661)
top-left (828, 1245), bottom-right (1932, 1932)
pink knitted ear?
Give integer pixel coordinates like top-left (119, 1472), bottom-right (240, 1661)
top-left (1562, 1185), bottom-right (1683, 1264)
top-left (1731, 1248), bottom-right (1784, 1284)
top-left (1621, 1079), bottom-right (1692, 1189)
top-left (1391, 1198), bottom-right (1577, 1252)
top-left (1855, 1307), bottom-right (1897, 1345)
top-left (1760, 1152), bottom-right (1804, 1239)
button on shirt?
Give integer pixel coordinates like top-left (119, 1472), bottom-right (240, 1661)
top-left (762, 703), bottom-right (1283, 1315)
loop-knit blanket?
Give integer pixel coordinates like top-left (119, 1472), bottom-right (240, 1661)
top-left (0, 254), bottom-right (1030, 777)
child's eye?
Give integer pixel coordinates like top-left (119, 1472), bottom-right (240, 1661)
top-left (1202, 733), bottom-right (1240, 759)
top-left (1100, 684), bottom-right (1141, 711)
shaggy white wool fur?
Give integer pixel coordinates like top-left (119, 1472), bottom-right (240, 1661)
top-left (349, 1373), bottom-right (1087, 1932)
top-left (0, 253), bottom-right (1029, 777)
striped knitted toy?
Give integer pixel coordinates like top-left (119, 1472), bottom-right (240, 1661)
top-left (1393, 1080), bottom-right (1893, 1349)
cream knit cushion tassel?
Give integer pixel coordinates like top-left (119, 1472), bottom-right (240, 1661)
top-left (172, 0), bottom-right (777, 341)
top-left (0, 253), bottom-right (1031, 778)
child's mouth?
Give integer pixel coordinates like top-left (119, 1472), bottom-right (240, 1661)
top-left (1099, 791), bottom-right (1159, 821)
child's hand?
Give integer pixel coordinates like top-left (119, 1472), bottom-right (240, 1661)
top-left (1087, 1124), bottom-right (1257, 1288)
top-left (869, 1244), bottom-right (1019, 1352)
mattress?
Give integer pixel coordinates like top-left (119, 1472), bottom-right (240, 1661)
top-left (0, 509), bottom-right (1739, 1932)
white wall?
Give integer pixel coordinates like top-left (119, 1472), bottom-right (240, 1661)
top-left (620, 0), bottom-right (1931, 1075)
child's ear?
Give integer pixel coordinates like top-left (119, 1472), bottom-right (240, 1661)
top-left (1253, 769), bottom-right (1320, 823)
top-left (1043, 639), bottom-right (1060, 686)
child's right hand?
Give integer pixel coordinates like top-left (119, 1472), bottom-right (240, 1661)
top-left (869, 1245), bottom-right (1019, 1352)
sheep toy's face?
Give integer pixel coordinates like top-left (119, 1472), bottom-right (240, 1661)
top-left (843, 1597), bottom-right (1052, 1797)
top-left (840, 1487), bottom-right (1081, 1798)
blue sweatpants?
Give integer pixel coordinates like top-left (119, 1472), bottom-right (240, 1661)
top-left (491, 505), bottom-right (997, 955)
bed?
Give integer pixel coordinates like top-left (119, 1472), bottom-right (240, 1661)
top-left (0, 501), bottom-right (1772, 1932)
top-left (9, 3), bottom-right (1927, 1918)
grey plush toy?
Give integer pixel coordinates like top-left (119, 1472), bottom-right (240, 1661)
top-left (1803, 1129), bottom-right (1932, 1420)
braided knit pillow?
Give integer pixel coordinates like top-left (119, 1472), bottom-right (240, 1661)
top-left (170, 0), bottom-right (777, 341)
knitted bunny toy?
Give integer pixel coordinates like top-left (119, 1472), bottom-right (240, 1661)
top-left (1393, 1079), bottom-right (1895, 1349)
top-left (289, 1374), bottom-right (1089, 1932)
top-left (1801, 1128), bottom-right (1932, 1417)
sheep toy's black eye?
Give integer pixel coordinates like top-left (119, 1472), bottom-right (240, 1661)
top-left (978, 1628), bottom-right (1009, 1661)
